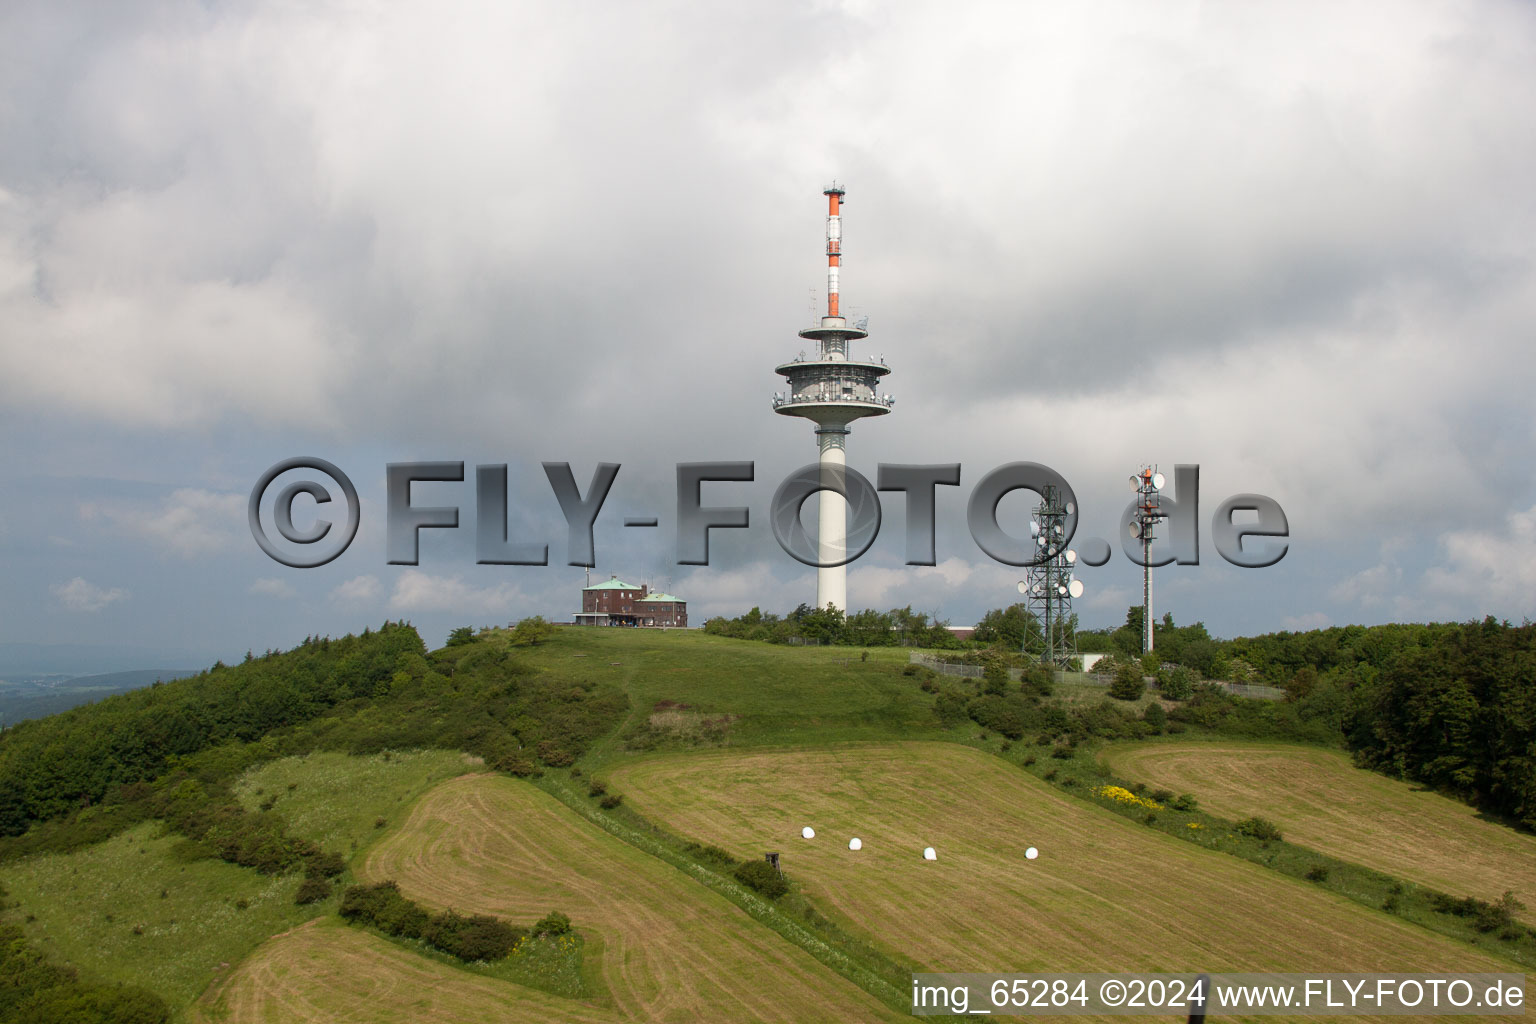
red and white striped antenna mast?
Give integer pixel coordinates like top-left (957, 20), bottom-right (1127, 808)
top-left (824, 183), bottom-right (844, 318)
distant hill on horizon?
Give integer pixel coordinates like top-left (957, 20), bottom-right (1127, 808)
top-left (0, 667), bottom-right (199, 725)
top-left (0, 640), bottom-right (216, 679)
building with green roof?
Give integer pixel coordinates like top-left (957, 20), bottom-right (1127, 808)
top-left (574, 576), bottom-right (687, 628)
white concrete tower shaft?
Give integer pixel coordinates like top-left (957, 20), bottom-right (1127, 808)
top-left (816, 426), bottom-right (849, 611)
top-left (772, 184), bottom-right (893, 613)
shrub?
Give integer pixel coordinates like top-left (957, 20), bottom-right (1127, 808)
top-left (902, 663), bottom-right (920, 676)
top-left (1142, 813), bottom-right (1157, 825)
top-left (445, 626), bottom-right (476, 647)
top-left (599, 794), bottom-right (623, 809)
top-left (1141, 702), bottom-right (1167, 731)
top-left (1170, 793), bottom-right (1198, 812)
top-left (588, 780), bottom-right (608, 797)
top-left (507, 615), bottom-right (556, 646)
top-left (1021, 664), bottom-right (1054, 697)
top-left (934, 692), bottom-right (969, 726)
top-left (494, 754), bottom-right (540, 777)
top-left (966, 694), bottom-right (1027, 739)
top-left (305, 850), bottom-right (346, 879)
top-left (1158, 666), bottom-right (1196, 701)
top-left (536, 740), bottom-right (574, 767)
top-left (734, 859), bottom-right (789, 899)
top-left (1151, 788), bottom-right (1174, 803)
top-left (1305, 865), bottom-right (1330, 883)
top-left (1109, 662), bottom-right (1145, 700)
top-left (341, 881), bottom-right (526, 960)
top-left (981, 655), bottom-right (1010, 696)
top-left (532, 910), bottom-right (572, 937)
top-left (1096, 785), bottom-right (1163, 811)
top-left (426, 909), bottom-right (523, 960)
top-left (1234, 816), bottom-right (1283, 841)
top-left (295, 877), bottom-right (332, 904)
top-left (1429, 891), bottom-right (1525, 932)
top-left (683, 842), bottom-right (737, 867)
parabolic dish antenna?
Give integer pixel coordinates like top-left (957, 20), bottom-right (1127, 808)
top-left (1129, 521), bottom-right (1142, 538)
top-left (1069, 579), bottom-right (1084, 598)
top-left (1152, 472), bottom-right (1166, 490)
top-left (1065, 550), bottom-right (1077, 564)
top-left (1017, 581), bottom-right (1028, 594)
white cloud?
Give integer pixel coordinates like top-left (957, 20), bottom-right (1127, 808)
top-left (249, 577), bottom-right (296, 599)
top-left (672, 563), bottom-right (809, 619)
top-left (387, 570), bottom-right (527, 614)
top-left (50, 576), bottom-right (129, 612)
top-left (1282, 611), bottom-right (1332, 632)
top-left (846, 557), bottom-right (987, 615)
top-left (331, 575), bottom-right (382, 605)
top-left (1420, 504), bottom-right (1536, 618)
top-left (1329, 561), bottom-right (1404, 609)
top-left (80, 488), bottom-right (244, 557)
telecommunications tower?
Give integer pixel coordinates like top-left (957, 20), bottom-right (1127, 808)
top-left (772, 185), bottom-right (894, 612)
top-left (1129, 466), bottom-right (1167, 654)
top-left (1018, 486), bottom-right (1084, 668)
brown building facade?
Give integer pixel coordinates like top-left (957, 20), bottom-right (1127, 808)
top-left (575, 576), bottom-right (687, 628)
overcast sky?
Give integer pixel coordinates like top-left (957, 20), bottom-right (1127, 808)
top-left (2, 0), bottom-right (1533, 666)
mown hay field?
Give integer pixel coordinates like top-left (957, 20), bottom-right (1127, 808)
top-left (610, 742), bottom-right (1526, 1023)
top-left (192, 917), bottom-right (621, 1024)
top-left (362, 773), bottom-right (906, 1022)
top-left (1101, 740), bottom-right (1536, 914)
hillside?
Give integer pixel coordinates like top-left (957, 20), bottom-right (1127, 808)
top-left (0, 623), bottom-right (1530, 1022)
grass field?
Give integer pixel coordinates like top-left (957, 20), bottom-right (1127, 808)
top-left (192, 917), bottom-right (622, 1024)
top-left (609, 741), bottom-right (1528, 1022)
top-left (1100, 740), bottom-right (1536, 915)
top-left (502, 628), bottom-right (943, 761)
top-left (362, 772), bottom-right (908, 1022)
top-left (0, 821), bottom-right (317, 1022)
top-left (233, 748), bottom-right (478, 862)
